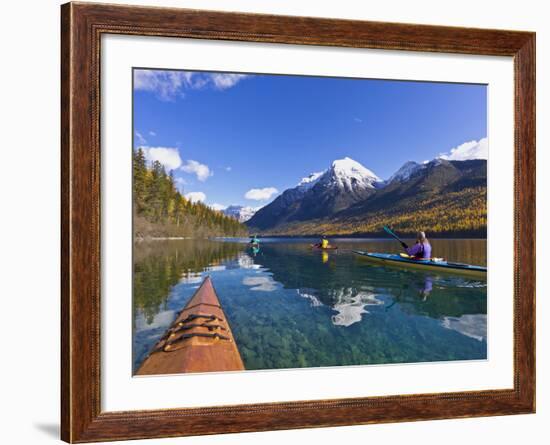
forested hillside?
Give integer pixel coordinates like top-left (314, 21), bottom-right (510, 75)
top-left (247, 158), bottom-right (487, 238)
top-left (133, 148), bottom-right (247, 239)
top-left (263, 186), bottom-right (486, 237)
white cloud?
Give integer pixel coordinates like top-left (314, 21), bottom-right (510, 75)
top-left (142, 146), bottom-right (182, 171)
top-left (245, 187), bottom-right (278, 201)
top-left (148, 131), bottom-right (156, 137)
top-left (209, 203), bottom-right (227, 211)
top-left (354, 117), bottom-right (363, 123)
top-left (185, 191), bottom-right (206, 203)
top-left (181, 160), bottom-right (212, 182)
top-left (134, 70), bottom-right (187, 101)
top-left (439, 138), bottom-right (488, 161)
top-left (210, 73), bottom-right (249, 90)
top-left (225, 166), bottom-right (232, 172)
top-left (134, 69), bottom-right (248, 100)
top-left (135, 131), bottom-right (147, 145)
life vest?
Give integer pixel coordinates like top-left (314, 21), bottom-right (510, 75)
top-left (321, 239), bottom-right (329, 248)
top-left (413, 242), bottom-right (432, 259)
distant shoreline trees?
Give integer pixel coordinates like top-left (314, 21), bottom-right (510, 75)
top-left (133, 148), bottom-right (247, 239)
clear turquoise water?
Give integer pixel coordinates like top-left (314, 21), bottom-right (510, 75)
top-left (133, 238), bottom-right (487, 373)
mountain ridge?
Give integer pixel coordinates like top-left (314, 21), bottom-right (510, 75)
top-left (246, 156), bottom-right (487, 237)
top-left (221, 205), bottom-right (258, 223)
top-left (247, 157), bottom-right (382, 230)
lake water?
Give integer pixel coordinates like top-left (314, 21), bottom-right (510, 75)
top-left (133, 238), bottom-right (487, 374)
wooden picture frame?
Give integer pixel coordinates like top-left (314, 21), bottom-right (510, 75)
top-left (61, 2), bottom-right (535, 442)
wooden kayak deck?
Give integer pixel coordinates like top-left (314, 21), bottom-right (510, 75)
top-left (136, 276), bottom-right (244, 375)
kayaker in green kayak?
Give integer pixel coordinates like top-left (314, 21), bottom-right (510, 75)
top-left (250, 234), bottom-right (260, 245)
top-left (405, 231), bottom-right (432, 260)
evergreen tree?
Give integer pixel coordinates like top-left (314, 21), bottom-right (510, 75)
top-left (133, 149), bottom-right (248, 238)
top-left (133, 148), bottom-right (148, 213)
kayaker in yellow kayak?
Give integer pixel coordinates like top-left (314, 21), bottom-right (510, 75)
top-left (312, 235), bottom-right (338, 250)
top-left (405, 231), bottom-right (432, 260)
top-left (312, 235), bottom-right (331, 249)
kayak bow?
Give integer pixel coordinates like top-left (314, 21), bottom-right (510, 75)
top-left (353, 251), bottom-right (487, 278)
top-left (136, 276), bottom-right (244, 375)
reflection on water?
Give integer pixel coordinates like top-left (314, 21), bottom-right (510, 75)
top-left (441, 314), bottom-right (487, 341)
top-left (330, 290), bottom-right (383, 327)
top-left (133, 238), bottom-right (487, 373)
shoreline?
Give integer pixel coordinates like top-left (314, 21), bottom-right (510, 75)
top-left (245, 235), bottom-right (488, 240)
top-left (136, 236), bottom-right (488, 242)
top-left (246, 231), bottom-right (487, 240)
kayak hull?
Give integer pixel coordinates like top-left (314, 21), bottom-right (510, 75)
top-left (354, 251), bottom-right (487, 278)
top-left (136, 276), bottom-right (244, 375)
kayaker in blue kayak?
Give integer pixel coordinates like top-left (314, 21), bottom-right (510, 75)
top-left (405, 231), bottom-right (432, 260)
top-left (250, 234), bottom-right (260, 245)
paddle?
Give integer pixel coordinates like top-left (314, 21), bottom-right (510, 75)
top-left (383, 226), bottom-right (409, 250)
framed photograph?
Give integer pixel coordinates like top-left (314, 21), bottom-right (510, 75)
top-left (61, 2), bottom-right (535, 442)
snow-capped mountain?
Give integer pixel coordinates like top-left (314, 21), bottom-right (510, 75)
top-left (246, 152), bottom-right (486, 234)
top-left (387, 138), bottom-right (488, 185)
top-left (222, 205), bottom-right (259, 223)
top-left (246, 157), bottom-right (381, 229)
top-left (296, 171), bottom-right (325, 191)
top-left (244, 137), bottom-right (489, 235)
top-left (321, 157), bottom-right (382, 190)
top-left (387, 160), bottom-right (424, 183)
top-left (294, 158), bottom-right (382, 194)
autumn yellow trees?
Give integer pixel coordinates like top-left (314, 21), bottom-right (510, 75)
top-left (264, 186), bottom-right (487, 237)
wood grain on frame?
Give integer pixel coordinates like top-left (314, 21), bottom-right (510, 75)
top-left (61, 2), bottom-right (535, 442)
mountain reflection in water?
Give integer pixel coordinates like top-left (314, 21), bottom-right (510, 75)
top-left (133, 238), bottom-right (487, 373)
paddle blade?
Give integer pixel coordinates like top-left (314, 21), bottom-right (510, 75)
top-left (383, 226), bottom-right (408, 249)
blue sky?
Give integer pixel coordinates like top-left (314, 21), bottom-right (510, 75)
top-left (133, 69), bottom-right (487, 209)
